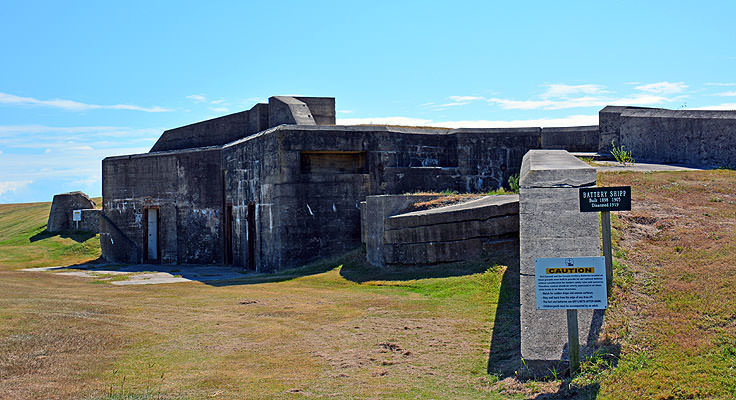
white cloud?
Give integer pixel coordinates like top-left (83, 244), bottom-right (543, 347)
top-left (689, 103), bottom-right (736, 110)
top-left (634, 81), bottom-right (688, 94)
top-left (0, 180), bottom-right (32, 198)
top-left (337, 114), bottom-right (598, 128)
top-left (607, 94), bottom-right (672, 106)
top-left (338, 116), bottom-right (433, 126)
top-left (337, 110), bottom-right (354, 114)
top-left (448, 96), bottom-right (485, 102)
top-left (209, 107), bottom-right (229, 113)
top-left (186, 94), bottom-right (207, 103)
top-left (0, 92), bottom-right (171, 112)
top-left (716, 91), bottom-right (736, 97)
top-left (705, 82), bottom-right (736, 87)
top-left (541, 84), bottom-right (607, 98)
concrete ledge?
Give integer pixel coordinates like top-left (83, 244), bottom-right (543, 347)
top-left (385, 195), bottom-right (518, 229)
top-left (520, 150), bottom-right (596, 188)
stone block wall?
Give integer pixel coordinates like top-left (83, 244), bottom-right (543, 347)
top-left (518, 150), bottom-right (602, 374)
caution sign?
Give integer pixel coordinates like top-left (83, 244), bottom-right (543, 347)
top-left (535, 257), bottom-right (607, 310)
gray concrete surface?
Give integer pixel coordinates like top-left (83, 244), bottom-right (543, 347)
top-left (22, 264), bottom-right (248, 285)
top-left (519, 150), bottom-right (602, 375)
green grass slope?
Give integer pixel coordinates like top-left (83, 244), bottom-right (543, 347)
top-left (0, 200), bottom-right (101, 269)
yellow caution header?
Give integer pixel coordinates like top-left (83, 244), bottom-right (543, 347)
top-left (546, 267), bottom-right (594, 274)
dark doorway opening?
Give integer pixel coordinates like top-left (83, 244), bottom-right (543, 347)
top-left (224, 203), bottom-right (233, 265)
top-left (247, 202), bottom-right (256, 270)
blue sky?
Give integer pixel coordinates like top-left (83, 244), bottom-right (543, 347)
top-left (1, 1), bottom-right (735, 203)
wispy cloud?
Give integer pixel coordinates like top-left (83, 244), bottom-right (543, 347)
top-left (209, 107), bottom-right (230, 113)
top-left (716, 91), bottom-right (736, 97)
top-left (337, 114), bottom-right (598, 128)
top-left (689, 103), bottom-right (736, 110)
top-left (541, 84), bottom-right (608, 98)
top-left (448, 96), bottom-right (485, 102)
top-left (482, 82), bottom-right (680, 110)
top-left (185, 94), bottom-right (207, 103)
top-left (424, 95), bottom-right (485, 111)
top-left (0, 180), bottom-right (33, 200)
top-left (705, 82), bottom-right (736, 87)
top-left (0, 92), bottom-right (171, 112)
top-left (634, 81), bottom-right (688, 94)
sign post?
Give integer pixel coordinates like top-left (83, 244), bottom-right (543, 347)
top-left (579, 186), bottom-right (631, 295)
top-left (535, 256), bottom-right (607, 374)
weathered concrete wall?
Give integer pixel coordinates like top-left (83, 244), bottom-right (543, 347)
top-left (541, 126), bottom-right (599, 152)
top-left (150, 97), bottom-right (335, 153)
top-left (47, 191), bottom-right (97, 232)
top-left (599, 106), bottom-right (736, 168)
top-left (78, 209), bottom-right (101, 233)
top-left (150, 108), bottom-right (259, 153)
top-left (101, 147), bottom-right (224, 264)
top-left (269, 96), bottom-right (317, 127)
top-left (620, 109), bottom-right (736, 168)
top-left (362, 194), bottom-right (443, 267)
top-left (598, 106), bottom-right (631, 154)
top-left (223, 125), bottom-right (540, 272)
top-left (519, 150), bottom-right (601, 374)
top-left (221, 129), bottom-right (281, 272)
top-left (380, 195), bottom-right (519, 266)
top-left (295, 97), bottom-right (335, 125)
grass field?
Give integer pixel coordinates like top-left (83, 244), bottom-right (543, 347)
top-left (1, 171), bottom-right (735, 399)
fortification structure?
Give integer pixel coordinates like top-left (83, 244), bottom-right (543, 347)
top-left (100, 96), bottom-right (734, 271)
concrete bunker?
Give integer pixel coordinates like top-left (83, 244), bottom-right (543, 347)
top-left (99, 97), bottom-right (736, 271)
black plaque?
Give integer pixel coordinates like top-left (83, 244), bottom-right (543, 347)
top-left (579, 186), bottom-right (631, 212)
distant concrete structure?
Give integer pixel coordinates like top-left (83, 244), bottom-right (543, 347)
top-left (599, 106), bottom-right (736, 168)
top-left (363, 194), bottom-right (519, 267)
top-left (47, 191), bottom-right (99, 233)
top-left (518, 150), bottom-right (602, 374)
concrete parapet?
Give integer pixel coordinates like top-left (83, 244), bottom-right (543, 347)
top-left (364, 194), bottom-right (520, 267)
top-left (518, 150), bottom-right (602, 375)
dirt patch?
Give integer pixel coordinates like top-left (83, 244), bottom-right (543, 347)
top-left (404, 193), bottom-right (483, 213)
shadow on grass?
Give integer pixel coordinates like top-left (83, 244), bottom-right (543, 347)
top-left (48, 247), bottom-right (510, 287)
top-left (487, 258), bottom-right (521, 377)
top-left (29, 229), bottom-right (95, 243)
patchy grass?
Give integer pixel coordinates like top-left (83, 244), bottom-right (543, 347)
top-left (0, 199), bottom-right (521, 399)
top-left (590, 170), bottom-right (736, 399)
top-left (2, 174), bottom-right (736, 398)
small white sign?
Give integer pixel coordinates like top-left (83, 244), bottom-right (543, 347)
top-left (535, 256), bottom-right (607, 310)
top-left (72, 210), bottom-right (82, 222)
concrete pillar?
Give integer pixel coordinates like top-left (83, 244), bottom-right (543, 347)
top-left (518, 150), bottom-right (603, 375)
